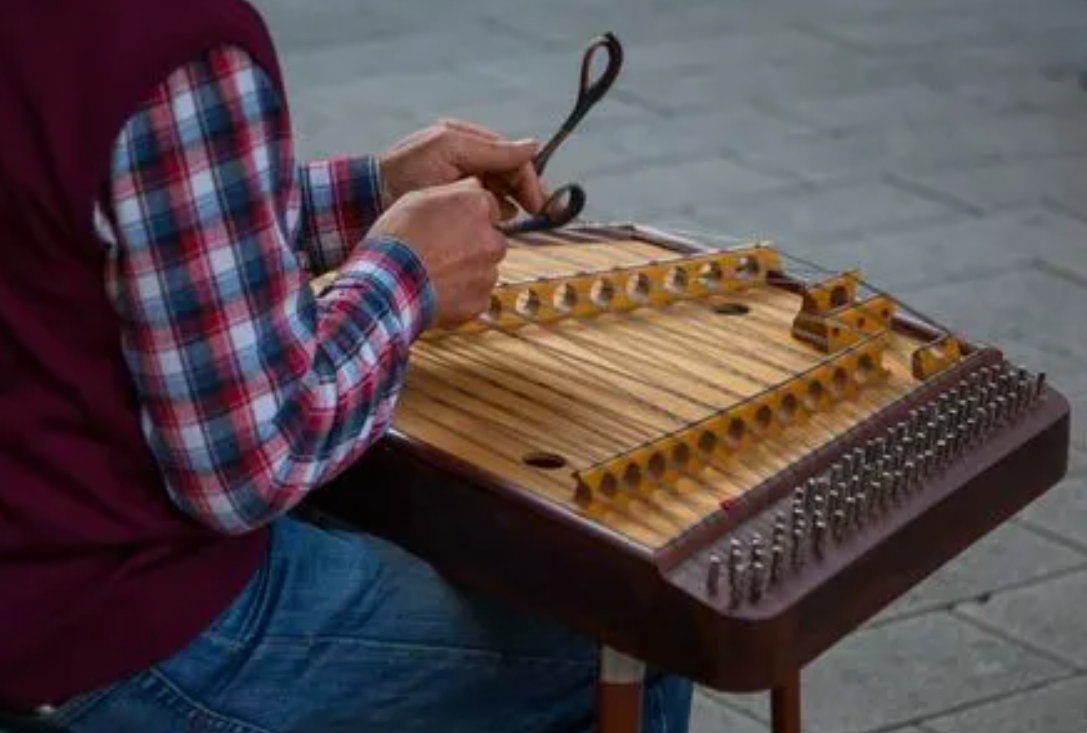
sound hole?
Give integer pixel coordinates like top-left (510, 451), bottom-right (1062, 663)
top-left (806, 379), bottom-right (825, 409)
top-left (516, 290), bottom-right (541, 318)
top-left (726, 417), bottom-right (746, 448)
top-left (666, 267), bottom-right (689, 294)
top-left (830, 285), bottom-right (849, 307)
top-left (553, 283), bottom-right (578, 313)
top-left (523, 451), bottom-right (567, 470)
top-left (647, 452), bottom-right (668, 481)
top-left (855, 354), bottom-right (876, 383)
top-left (736, 256), bottom-right (761, 279)
top-left (626, 273), bottom-right (651, 302)
top-left (831, 367), bottom-right (849, 395)
top-left (712, 303), bottom-right (750, 316)
top-left (779, 393), bottom-right (799, 424)
top-left (486, 295), bottom-right (503, 321)
top-left (622, 463), bottom-right (642, 490)
top-left (591, 278), bottom-right (616, 307)
top-left (671, 442), bottom-right (691, 470)
top-left (755, 405), bottom-right (773, 432)
top-left (698, 430), bottom-right (717, 457)
top-left (699, 262), bottom-right (723, 290)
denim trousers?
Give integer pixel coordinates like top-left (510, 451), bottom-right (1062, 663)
top-left (8, 517), bottom-right (692, 733)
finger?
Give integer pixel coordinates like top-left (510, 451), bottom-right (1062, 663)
top-left (492, 161), bottom-right (547, 214)
top-left (498, 197), bottom-right (519, 221)
top-left (451, 134), bottom-right (539, 176)
top-left (439, 118), bottom-right (502, 142)
top-left (474, 189), bottom-right (502, 225)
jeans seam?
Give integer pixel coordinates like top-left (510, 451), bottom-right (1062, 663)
top-left (145, 668), bottom-right (276, 733)
top-left (252, 636), bottom-right (597, 668)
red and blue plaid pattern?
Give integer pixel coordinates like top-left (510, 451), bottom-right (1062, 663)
top-left (95, 46), bottom-right (434, 534)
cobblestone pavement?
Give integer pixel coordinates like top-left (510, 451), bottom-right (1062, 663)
top-left (252, 0), bottom-right (1087, 730)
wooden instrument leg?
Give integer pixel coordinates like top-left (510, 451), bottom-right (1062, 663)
top-left (771, 669), bottom-right (802, 733)
top-left (597, 646), bottom-right (646, 733)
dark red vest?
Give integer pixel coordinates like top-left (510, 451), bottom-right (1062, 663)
top-left (0, 0), bottom-right (278, 709)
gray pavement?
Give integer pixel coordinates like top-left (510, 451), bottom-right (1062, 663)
top-left (253, 0), bottom-right (1087, 729)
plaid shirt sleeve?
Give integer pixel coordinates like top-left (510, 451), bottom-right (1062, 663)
top-left (96, 45), bottom-right (435, 534)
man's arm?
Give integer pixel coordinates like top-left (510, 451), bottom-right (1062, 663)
top-left (297, 155), bottom-right (385, 275)
top-left (97, 46), bottom-right (434, 534)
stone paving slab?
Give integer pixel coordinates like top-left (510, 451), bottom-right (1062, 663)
top-left (901, 155), bottom-right (1087, 217)
top-left (872, 523), bottom-right (1087, 625)
top-left (688, 177), bottom-right (967, 247)
top-left (897, 267), bottom-right (1087, 370)
top-left (959, 569), bottom-right (1087, 669)
top-left (924, 674), bottom-right (1087, 733)
top-left (691, 690), bottom-right (768, 733)
top-left (719, 612), bottom-right (1071, 733)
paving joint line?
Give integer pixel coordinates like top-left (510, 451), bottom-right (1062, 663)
top-left (862, 562), bottom-right (1087, 630)
top-left (698, 688), bottom-right (776, 729)
top-left (1040, 197), bottom-right (1087, 226)
top-left (1012, 517), bottom-right (1087, 557)
top-left (909, 671), bottom-right (1087, 732)
top-left (950, 608), bottom-right (1086, 672)
top-left (881, 172), bottom-right (987, 217)
top-left (859, 670), bottom-right (1086, 733)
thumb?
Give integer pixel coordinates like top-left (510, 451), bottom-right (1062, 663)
top-left (451, 135), bottom-right (538, 174)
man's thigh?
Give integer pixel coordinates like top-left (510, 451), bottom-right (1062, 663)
top-left (57, 516), bottom-right (633, 733)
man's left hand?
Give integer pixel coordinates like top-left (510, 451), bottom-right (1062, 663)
top-left (379, 119), bottom-right (546, 217)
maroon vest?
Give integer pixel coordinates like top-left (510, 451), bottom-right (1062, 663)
top-left (0, 0), bottom-right (278, 709)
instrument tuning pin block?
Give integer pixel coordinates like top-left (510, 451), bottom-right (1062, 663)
top-left (707, 553), bottom-right (722, 596)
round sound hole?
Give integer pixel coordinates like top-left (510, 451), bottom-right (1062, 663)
top-left (522, 452), bottom-right (567, 470)
top-left (713, 303), bottom-right (750, 316)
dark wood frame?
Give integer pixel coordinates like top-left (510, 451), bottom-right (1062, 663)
top-left (306, 224), bottom-right (1071, 730)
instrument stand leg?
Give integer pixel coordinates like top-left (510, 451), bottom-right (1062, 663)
top-left (770, 668), bottom-right (802, 733)
top-left (597, 646), bottom-right (646, 733)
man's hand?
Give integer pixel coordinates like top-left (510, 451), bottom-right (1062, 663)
top-left (370, 179), bottom-right (507, 329)
top-left (379, 119), bottom-right (546, 217)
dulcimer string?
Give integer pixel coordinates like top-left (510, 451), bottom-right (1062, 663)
top-left (406, 237), bottom-right (889, 492)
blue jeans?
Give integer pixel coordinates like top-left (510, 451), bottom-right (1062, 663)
top-left (12, 517), bottom-right (692, 733)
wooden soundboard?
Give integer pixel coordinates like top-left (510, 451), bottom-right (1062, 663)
top-left (307, 223), bottom-right (1070, 693)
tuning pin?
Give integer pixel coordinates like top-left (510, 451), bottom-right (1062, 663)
top-left (749, 562), bottom-right (765, 604)
top-left (812, 514), bottom-right (828, 558)
top-left (773, 512), bottom-right (788, 547)
top-left (770, 544), bottom-right (785, 585)
top-left (791, 522), bottom-right (807, 570)
top-left (728, 540), bottom-right (744, 608)
top-left (1036, 372), bottom-right (1047, 399)
top-left (832, 506), bottom-right (848, 542)
top-left (707, 553), bottom-right (722, 596)
top-left (750, 534), bottom-right (764, 569)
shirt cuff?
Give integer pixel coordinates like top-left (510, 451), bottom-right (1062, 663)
top-left (330, 236), bottom-right (436, 341)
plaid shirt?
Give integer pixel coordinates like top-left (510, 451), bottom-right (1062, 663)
top-left (94, 45), bottom-right (434, 534)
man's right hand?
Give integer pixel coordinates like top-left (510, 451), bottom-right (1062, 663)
top-left (370, 179), bottom-right (507, 329)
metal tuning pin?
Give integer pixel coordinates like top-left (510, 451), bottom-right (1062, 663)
top-left (770, 543), bottom-right (785, 586)
top-left (707, 553), bottom-right (722, 596)
top-left (749, 561), bottom-right (765, 604)
top-left (812, 513), bottom-right (828, 558)
top-left (728, 540), bottom-right (744, 609)
top-left (791, 521), bottom-right (807, 570)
